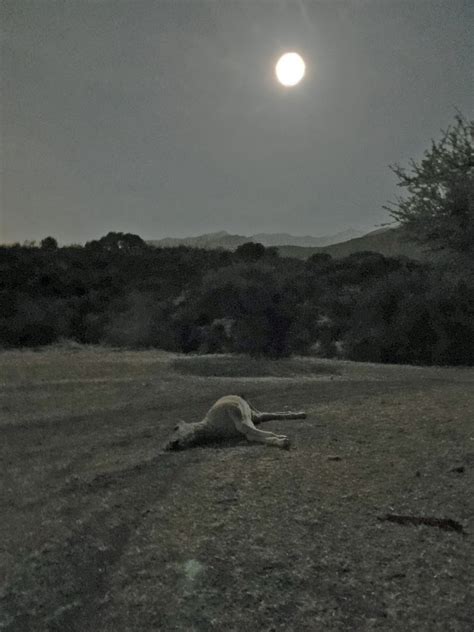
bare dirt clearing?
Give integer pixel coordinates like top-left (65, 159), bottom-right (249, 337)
top-left (1, 348), bottom-right (473, 631)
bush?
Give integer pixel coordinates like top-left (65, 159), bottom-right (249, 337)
top-left (343, 267), bottom-right (474, 365)
top-left (234, 242), bottom-right (266, 262)
top-left (2, 235), bottom-right (473, 365)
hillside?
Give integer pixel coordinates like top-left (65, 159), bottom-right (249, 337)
top-left (250, 228), bottom-right (363, 247)
top-left (148, 227), bottom-right (429, 261)
top-left (277, 227), bottom-right (430, 260)
top-left (148, 228), bottom-right (364, 251)
top-left (149, 231), bottom-right (246, 250)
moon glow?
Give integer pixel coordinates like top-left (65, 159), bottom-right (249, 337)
top-left (275, 52), bottom-right (306, 86)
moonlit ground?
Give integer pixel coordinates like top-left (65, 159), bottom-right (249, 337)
top-left (1, 347), bottom-right (473, 630)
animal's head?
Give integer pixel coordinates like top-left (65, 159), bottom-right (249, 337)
top-left (164, 421), bottom-right (196, 451)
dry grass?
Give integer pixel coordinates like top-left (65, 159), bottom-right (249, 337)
top-left (171, 354), bottom-right (341, 378)
top-left (1, 347), bottom-right (473, 631)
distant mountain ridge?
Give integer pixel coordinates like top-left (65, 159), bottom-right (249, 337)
top-left (149, 226), bottom-right (429, 260)
top-left (276, 227), bottom-right (429, 260)
top-left (148, 228), bottom-right (364, 250)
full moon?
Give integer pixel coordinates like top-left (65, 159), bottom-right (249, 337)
top-left (275, 52), bottom-right (306, 87)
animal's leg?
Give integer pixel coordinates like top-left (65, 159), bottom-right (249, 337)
top-left (242, 424), bottom-right (291, 449)
top-left (230, 411), bottom-right (290, 449)
top-left (252, 410), bottom-right (307, 425)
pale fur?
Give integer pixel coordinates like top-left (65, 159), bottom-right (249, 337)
top-left (164, 395), bottom-right (306, 450)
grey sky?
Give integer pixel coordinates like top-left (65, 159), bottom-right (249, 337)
top-left (1, 1), bottom-right (472, 244)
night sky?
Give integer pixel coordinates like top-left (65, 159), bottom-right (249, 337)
top-left (2, 1), bottom-right (473, 244)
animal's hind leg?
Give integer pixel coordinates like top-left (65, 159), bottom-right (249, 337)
top-left (230, 411), bottom-right (290, 449)
top-left (252, 410), bottom-right (307, 425)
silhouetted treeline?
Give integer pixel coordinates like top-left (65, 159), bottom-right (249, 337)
top-left (1, 232), bottom-right (473, 365)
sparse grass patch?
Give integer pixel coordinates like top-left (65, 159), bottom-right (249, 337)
top-left (171, 354), bottom-right (341, 378)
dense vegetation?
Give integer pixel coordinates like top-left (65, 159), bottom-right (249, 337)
top-left (1, 231), bottom-right (473, 365)
top-left (2, 115), bottom-right (472, 365)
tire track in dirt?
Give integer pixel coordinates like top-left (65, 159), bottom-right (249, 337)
top-left (0, 451), bottom-right (201, 632)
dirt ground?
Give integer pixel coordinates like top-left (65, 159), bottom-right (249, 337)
top-left (1, 347), bottom-right (473, 631)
